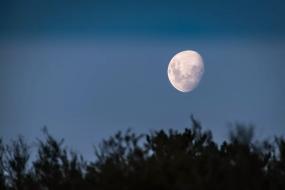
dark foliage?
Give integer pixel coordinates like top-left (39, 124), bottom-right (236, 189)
top-left (0, 117), bottom-right (285, 190)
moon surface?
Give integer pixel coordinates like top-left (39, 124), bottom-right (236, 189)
top-left (167, 50), bottom-right (204, 93)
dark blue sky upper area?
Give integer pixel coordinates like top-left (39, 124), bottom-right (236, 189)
top-left (0, 1), bottom-right (285, 159)
top-left (0, 0), bottom-right (285, 38)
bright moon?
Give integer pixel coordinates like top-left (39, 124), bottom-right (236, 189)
top-left (167, 50), bottom-right (204, 93)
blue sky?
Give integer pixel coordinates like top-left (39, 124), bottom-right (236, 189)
top-left (1, 0), bottom-right (285, 38)
top-left (0, 0), bottom-right (284, 159)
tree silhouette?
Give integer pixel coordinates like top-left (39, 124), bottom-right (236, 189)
top-left (0, 139), bottom-right (6, 190)
top-left (33, 128), bottom-right (85, 190)
top-left (0, 117), bottom-right (284, 190)
top-left (4, 136), bottom-right (32, 190)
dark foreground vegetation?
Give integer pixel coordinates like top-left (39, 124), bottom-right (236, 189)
top-left (0, 117), bottom-right (285, 190)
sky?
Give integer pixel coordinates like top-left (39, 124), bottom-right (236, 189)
top-left (0, 0), bottom-right (285, 159)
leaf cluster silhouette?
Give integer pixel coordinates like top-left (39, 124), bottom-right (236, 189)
top-left (0, 117), bottom-right (285, 190)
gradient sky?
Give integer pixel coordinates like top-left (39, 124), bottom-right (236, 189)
top-left (0, 0), bottom-right (285, 159)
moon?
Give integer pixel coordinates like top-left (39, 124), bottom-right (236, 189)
top-left (167, 50), bottom-right (204, 93)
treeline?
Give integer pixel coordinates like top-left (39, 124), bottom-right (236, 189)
top-left (0, 117), bottom-right (285, 190)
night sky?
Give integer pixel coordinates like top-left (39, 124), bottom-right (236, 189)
top-left (1, 0), bottom-right (285, 159)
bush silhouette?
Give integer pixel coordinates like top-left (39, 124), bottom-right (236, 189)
top-left (0, 117), bottom-right (284, 190)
